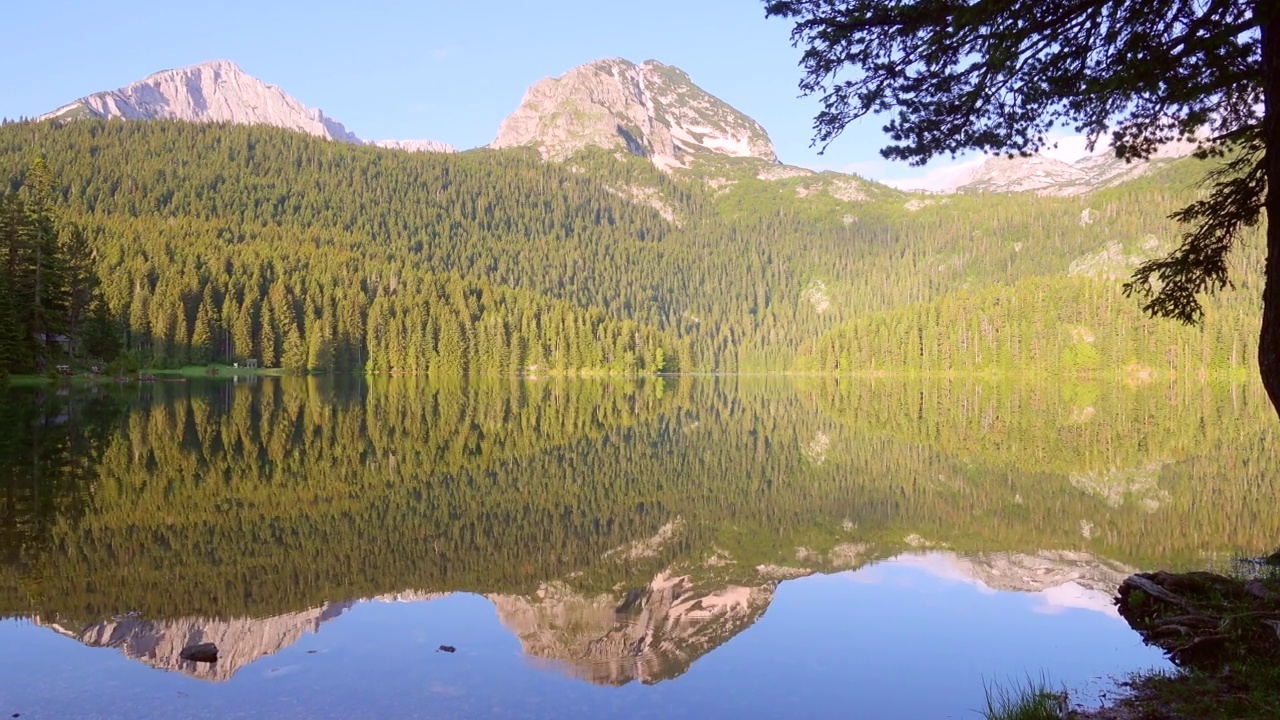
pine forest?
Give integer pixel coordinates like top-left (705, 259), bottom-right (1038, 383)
top-left (0, 119), bottom-right (1264, 379)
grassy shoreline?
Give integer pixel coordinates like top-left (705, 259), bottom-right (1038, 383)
top-left (5, 363), bottom-right (287, 385)
top-left (1073, 665), bottom-right (1280, 719)
top-left (987, 562), bottom-right (1280, 720)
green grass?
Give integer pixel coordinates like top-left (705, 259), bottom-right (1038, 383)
top-left (1085, 565), bottom-right (1280, 719)
top-left (1097, 663), bottom-right (1280, 720)
top-left (980, 674), bottom-right (1066, 720)
top-left (149, 364), bottom-right (287, 378)
top-left (4, 363), bottom-right (287, 386)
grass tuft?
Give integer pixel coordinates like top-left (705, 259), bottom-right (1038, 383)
top-left (980, 673), bottom-right (1066, 720)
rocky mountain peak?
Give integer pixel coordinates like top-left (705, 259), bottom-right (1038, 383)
top-left (39, 60), bottom-right (455, 153)
top-left (40, 60), bottom-right (362, 143)
top-left (491, 57), bottom-right (777, 170)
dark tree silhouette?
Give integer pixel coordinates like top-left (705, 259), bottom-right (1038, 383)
top-left (765, 0), bottom-right (1279, 414)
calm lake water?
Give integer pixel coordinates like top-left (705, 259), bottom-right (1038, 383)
top-left (2, 376), bottom-right (1277, 719)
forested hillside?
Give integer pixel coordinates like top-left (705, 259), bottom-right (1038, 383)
top-left (4, 377), bottom-right (1277, 622)
top-left (0, 118), bottom-right (1262, 376)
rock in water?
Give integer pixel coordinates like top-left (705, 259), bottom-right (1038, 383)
top-left (179, 642), bottom-right (219, 663)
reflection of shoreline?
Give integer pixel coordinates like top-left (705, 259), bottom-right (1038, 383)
top-left (28, 549), bottom-right (1137, 684)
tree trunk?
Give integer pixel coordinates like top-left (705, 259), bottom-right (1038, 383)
top-left (1259, 1), bottom-right (1280, 417)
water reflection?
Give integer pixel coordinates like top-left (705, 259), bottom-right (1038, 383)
top-left (1, 376), bottom-right (1276, 716)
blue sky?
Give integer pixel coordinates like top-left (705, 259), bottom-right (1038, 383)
top-left (1, 0), bottom-right (1086, 187)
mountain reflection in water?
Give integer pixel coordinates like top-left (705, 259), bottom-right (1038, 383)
top-left (1, 376), bottom-right (1276, 714)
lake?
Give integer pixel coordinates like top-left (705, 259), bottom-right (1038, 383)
top-left (2, 376), bottom-right (1277, 719)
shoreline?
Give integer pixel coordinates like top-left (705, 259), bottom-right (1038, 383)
top-left (1050, 564), bottom-right (1279, 720)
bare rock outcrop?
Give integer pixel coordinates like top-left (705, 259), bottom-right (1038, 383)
top-left (40, 60), bottom-right (454, 152)
top-left (40, 60), bottom-right (361, 142)
top-left (491, 58), bottom-right (776, 171)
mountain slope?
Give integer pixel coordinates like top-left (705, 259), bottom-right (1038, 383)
top-left (492, 58), bottom-right (776, 170)
top-left (0, 117), bottom-right (1257, 376)
top-left (39, 60), bottom-right (454, 152)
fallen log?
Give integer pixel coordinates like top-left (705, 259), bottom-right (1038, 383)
top-left (1115, 570), bottom-right (1280, 670)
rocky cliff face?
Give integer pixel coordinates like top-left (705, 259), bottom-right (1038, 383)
top-left (491, 58), bottom-right (777, 170)
top-left (40, 60), bottom-right (454, 152)
top-left (489, 572), bottom-right (775, 686)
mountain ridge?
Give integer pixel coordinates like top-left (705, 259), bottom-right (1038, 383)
top-left (944, 139), bottom-right (1201, 195)
top-left (39, 59), bottom-right (455, 153)
top-left (36, 57), bottom-right (1195, 196)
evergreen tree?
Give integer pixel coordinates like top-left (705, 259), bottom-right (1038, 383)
top-left (307, 326), bottom-right (334, 373)
top-left (81, 292), bottom-right (122, 362)
top-left (0, 266), bottom-right (17, 381)
top-left (59, 219), bottom-right (96, 351)
top-left (189, 296), bottom-right (215, 364)
top-left (21, 159), bottom-right (69, 366)
top-left (281, 324), bottom-right (307, 374)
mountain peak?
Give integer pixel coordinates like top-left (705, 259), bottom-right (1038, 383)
top-left (38, 61), bottom-right (455, 153)
top-left (491, 57), bottom-right (777, 170)
top-left (38, 60), bottom-right (362, 143)
top-left (153, 58), bottom-right (243, 75)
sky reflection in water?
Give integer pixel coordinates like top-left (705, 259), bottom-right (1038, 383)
top-left (1, 556), bottom-right (1166, 720)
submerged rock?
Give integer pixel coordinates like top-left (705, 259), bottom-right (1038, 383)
top-left (179, 642), bottom-right (219, 663)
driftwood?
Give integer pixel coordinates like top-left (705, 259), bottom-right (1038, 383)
top-left (1116, 570), bottom-right (1280, 670)
top-left (1121, 575), bottom-right (1201, 614)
